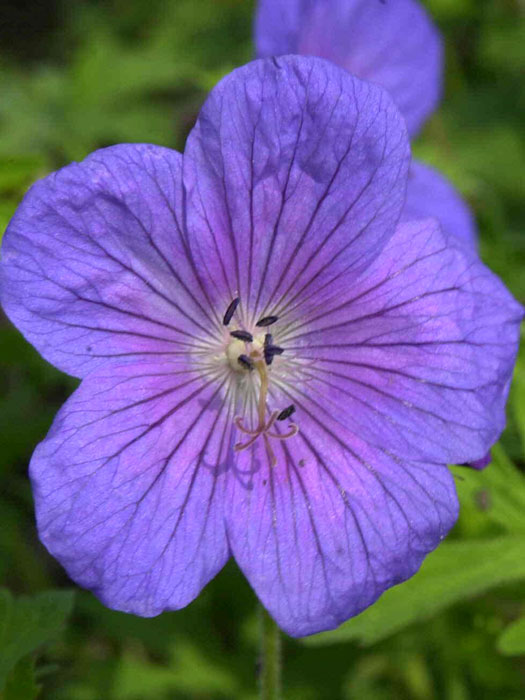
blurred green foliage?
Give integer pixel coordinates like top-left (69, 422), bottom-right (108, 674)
top-left (0, 588), bottom-right (74, 695)
top-left (0, 0), bottom-right (524, 698)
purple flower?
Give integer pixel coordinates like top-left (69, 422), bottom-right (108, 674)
top-left (0, 57), bottom-right (522, 637)
top-left (255, 0), bottom-right (477, 247)
top-left (256, 0), bottom-right (442, 138)
top-left (402, 161), bottom-right (477, 249)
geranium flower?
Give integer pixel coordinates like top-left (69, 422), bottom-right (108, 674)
top-left (0, 57), bottom-right (521, 637)
top-left (255, 0), bottom-right (478, 248)
top-left (256, 0), bottom-right (443, 138)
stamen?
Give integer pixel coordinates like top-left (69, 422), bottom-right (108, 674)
top-left (228, 312), bottom-right (298, 467)
top-left (223, 297), bottom-right (240, 326)
top-left (238, 354), bottom-right (254, 371)
top-left (230, 330), bottom-right (253, 342)
top-left (277, 405), bottom-right (295, 421)
top-left (264, 344), bottom-right (284, 366)
top-left (256, 315), bottom-right (279, 327)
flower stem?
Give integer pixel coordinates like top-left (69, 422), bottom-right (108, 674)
top-left (259, 604), bottom-right (282, 700)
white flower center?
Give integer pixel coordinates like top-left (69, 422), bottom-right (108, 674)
top-left (225, 332), bottom-right (265, 372)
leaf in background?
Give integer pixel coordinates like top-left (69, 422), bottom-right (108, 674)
top-left (426, 0), bottom-right (475, 22)
top-left (0, 0), bottom-right (253, 165)
top-left (112, 642), bottom-right (239, 699)
top-left (0, 201), bottom-right (17, 241)
top-left (0, 154), bottom-right (47, 191)
top-left (497, 616), bottom-right (525, 656)
top-left (478, 3), bottom-right (525, 74)
top-left (0, 154), bottom-right (48, 242)
top-left (3, 656), bottom-right (40, 700)
top-left (304, 538), bottom-right (525, 646)
top-left (451, 444), bottom-right (525, 534)
top-left (0, 589), bottom-right (75, 689)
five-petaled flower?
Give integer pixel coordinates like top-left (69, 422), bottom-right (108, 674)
top-left (0, 56), bottom-right (522, 637)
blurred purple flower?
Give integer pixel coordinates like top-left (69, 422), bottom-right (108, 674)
top-left (255, 0), bottom-right (478, 248)
top-left (256, 0), bottom-right (442, 137)
top-left (1, 57), bottom-right (522, 637)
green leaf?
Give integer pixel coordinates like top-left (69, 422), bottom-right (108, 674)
top-left (0, 200), bottom-right (17, 240)
top-left (304, 537), bottom-right (525, 646)
top-left (0, 154), bottom-right (46, 191)
top-left (479, 19), bottom-right (525, 73)
top-left (0, 589), bottom-right (75, 689)
top-left (113, 643), bottom-right (239, 699)
top-left (0, 154), bottom-right (48, 243)
top-left (3, 656), bottom-right (40, 700)
top-left (497, 616), bottom-right (525, 656)
top-left (452, 444), bottom-right (525, 534)
top-left (426, 0), bottom-right (475, 21)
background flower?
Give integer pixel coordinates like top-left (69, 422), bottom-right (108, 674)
top-left (256, 0), bottom-right (442, 138)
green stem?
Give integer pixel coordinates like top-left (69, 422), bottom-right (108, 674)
top-left (259, 604), bottom-right (282, 700)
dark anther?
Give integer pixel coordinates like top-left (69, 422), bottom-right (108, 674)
top-left (230, 330), bottom-right (253, 343)
top-left (264, 344), bottom-right (284, 365)
top-left (277, 405), bottom-right (295, 421)
top-left (256, 315), bottom-right (279, 327)
top-left (264, 333), bottom-right (273, 347)
top-left (238, 354), bottom-right (254, 371)
top-left (223, 297), bottom-right (240, 326)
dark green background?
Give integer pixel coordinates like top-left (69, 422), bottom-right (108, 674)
top-left (1, 1), bottom-right (524, 697)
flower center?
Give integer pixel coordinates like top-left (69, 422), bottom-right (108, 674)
top-left (225, 334), bottom-right (264, 372)
top-left (221, 298), bottom-right (298, 467)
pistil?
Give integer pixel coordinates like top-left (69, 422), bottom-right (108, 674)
top-left (234, 353), bottom-right (298, 467)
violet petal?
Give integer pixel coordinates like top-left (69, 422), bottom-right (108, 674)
top-left (467, 453), bottom-right (492, 470)
top-left (403, 161), bottom-right (478, 249)
top-left (183, 55), bottom-right (410, 322)
top-left (0, 144), bottom-right (215, 378)
top-left (30, 361), bottom-right (231, 616)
